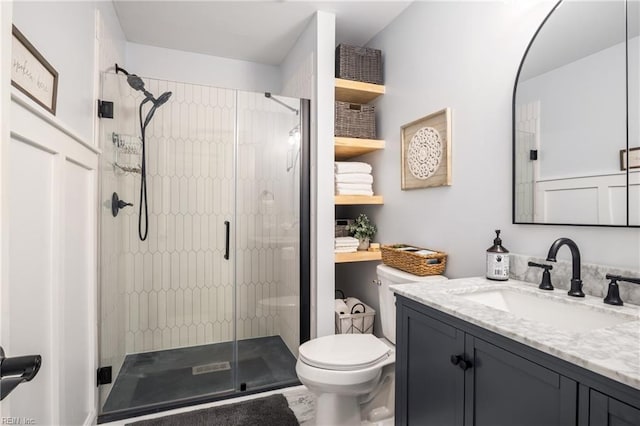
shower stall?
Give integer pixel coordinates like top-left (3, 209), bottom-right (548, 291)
top-left (97, 72), bottom-right (310, 422)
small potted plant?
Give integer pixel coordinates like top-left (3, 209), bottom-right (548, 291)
top-left (347, 213), bottom-right (377, 250)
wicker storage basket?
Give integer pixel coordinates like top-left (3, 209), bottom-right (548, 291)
top-left (336, 44), bottom-right (383, 85)
top-left (335, 101), bottom-right (376, 139)
top-left (335, 219), bottom-right (354, 237)
top-left (335, 302), bottom-right (375, 334)
top-left (381, 244), bottom-right (447, 276)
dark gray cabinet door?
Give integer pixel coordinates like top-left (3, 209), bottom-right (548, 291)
top-left (464, 335), bottom-right (578, 426)
top-left (589, 390), bottom-right (640, 426)
top-left (465, 335), bottom-right (578, 426)
top-left (397, 305), bottom-right (465, 426)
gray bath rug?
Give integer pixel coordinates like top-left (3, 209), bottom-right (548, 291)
top-left (125, 394), bottom-right (299, 426)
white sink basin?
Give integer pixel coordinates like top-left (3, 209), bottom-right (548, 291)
top-left (457, 287), bottom-right (637, 332)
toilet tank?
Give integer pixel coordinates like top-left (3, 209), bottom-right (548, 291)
top-left (377, 264), bottom-right (447, 344)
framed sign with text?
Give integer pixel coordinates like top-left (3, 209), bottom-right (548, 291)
top-left (11, 25), bottom-right (58, 115)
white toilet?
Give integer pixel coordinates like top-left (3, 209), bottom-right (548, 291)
top-left (296, 264), bottom-right (447, 425)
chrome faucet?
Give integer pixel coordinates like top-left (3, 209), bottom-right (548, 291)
top-left (546, 238), bottom-right (585, 297)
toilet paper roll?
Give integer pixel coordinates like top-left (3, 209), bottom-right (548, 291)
top-left (345, 297), bottom-right (365, 314)
top-left (335, 299), bottom-right (349, 315)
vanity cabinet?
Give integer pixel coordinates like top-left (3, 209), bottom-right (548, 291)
top-left (587, 390), bottom-right (640, 426)
top-left (396, 296), bottom-right (640, 426)
top-left (396, 300), bottom-right (576, 426)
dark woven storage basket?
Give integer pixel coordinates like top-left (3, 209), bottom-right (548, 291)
top-left (335, 219), bottom-right (354, 237)
top-left (335, 101), bottom-right (376, 139)
top-left (336, 44), bottom-right (383, 84)
top-left (381, 244), bottom-right (447, 276)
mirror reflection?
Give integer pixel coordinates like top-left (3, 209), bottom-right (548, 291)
top-left (513, 0), bottom-right (638, 226)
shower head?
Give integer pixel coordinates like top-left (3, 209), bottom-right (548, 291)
top-left (126, 76), bottom-right (171, 108)
top-left (154, 92), bottom-right (172, 107)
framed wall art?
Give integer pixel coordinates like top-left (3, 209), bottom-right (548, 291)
top-left (401, 108), bottom-right (452, 190)
top-left (11, 25), bottom-right (58, 115)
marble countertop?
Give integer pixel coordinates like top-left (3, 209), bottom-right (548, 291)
top-left (391, 277), bottom-right (640, 390)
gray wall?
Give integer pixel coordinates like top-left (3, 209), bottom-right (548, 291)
top-left (337, 1), bottom-right (640, 336)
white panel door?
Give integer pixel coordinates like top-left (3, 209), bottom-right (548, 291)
top-left (1, 98), bottom-right (99, 426)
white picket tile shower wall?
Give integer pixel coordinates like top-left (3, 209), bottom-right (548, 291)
top-left (100, 73), bottom-right (301, 361)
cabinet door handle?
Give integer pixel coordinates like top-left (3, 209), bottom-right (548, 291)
top-left (450, 354), bottom-right (473, 371)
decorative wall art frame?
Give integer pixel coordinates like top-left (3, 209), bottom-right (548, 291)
top-left (620, 147), bottom-right (640, 170)
top-left (11, 25), bottom-right (58, 115)
top-left (401, 108), bottom-right (452, 190)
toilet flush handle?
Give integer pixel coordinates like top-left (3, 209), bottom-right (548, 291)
top-left (372, 279), bottom-right (381, 286)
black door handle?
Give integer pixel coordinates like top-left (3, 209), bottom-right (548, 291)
top-left (0, 346), bottom-right (42, 400)
top-left (224, 221), bottom-right (230, 260)
top-left (450, 354), bottom-right (472, 371)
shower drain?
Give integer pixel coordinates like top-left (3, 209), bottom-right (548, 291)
top-left (192, 361), bottom-right (231, 375)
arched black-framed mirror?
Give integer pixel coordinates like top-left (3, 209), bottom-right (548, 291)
top-left (512, 0), bottom-right (639, 227)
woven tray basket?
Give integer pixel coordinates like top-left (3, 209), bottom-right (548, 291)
top-left (336, 44), bottom-right (383, 85)
top-left (381, 244), bottom-right (447, 276)
top-left (335, 101), bottom-right (376, 139)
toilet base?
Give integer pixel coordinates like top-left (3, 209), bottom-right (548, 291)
top-left (315, 393), bottom-right (361, 426)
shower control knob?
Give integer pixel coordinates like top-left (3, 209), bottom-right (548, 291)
top-left (111, 192), bottom-right (133, 217)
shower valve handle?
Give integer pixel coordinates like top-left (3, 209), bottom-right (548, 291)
top-left (111, 192), bottom-right (133, 217)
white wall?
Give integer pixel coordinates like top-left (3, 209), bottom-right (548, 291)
top-left (337, 1), bottom-right (640, 333)
top-left (12, 1), bottom-right (125, 144)
top-left (125, 42), bottom-right (281, 94)
top-left (279, 11), bottom-right (336, 338)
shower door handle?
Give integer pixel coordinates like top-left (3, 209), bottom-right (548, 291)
top-left (224, 221), bottom-right (230, 260)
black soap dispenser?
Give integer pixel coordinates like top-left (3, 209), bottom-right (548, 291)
top-left (486, 230), bottom-right (510, 281)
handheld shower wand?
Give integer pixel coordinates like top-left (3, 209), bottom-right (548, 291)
top-left (116, 64), bottom-right (172, 241)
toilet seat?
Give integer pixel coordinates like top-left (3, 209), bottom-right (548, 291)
top-left (299, 334), bottom-right (390, 371)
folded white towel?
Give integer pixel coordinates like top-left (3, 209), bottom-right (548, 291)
top-left (335, 247), bottom-right (358, 253)
top-left (335, 299), bottom-right (349, 315)
top-left (334, 173), bottom-right (373, 184)
top-left (335, 237), bottom-right (359, 247)
top-left (335, 243), bottom-right (359, 249)
top-left (335, 188), bottom-right (374, 196)
top-left (335, 162), bottom-right (372, 174)
top-left (335, 236), bottom-right (359, 244)
top-left (336, 183), bottom-right (373, 191)
top-left (345, 297), bottom-right (366, 314)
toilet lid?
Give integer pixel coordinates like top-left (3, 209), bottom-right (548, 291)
top-left (299, 334), bottom-right (390, 371)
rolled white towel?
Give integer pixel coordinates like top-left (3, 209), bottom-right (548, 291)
top-left (335, 188), bottom-right (374, 196)
top-left (335, 299), bottom-right (349, 315)
top-left (345, 297), bottom-right (366, 314)
top-left (335, 161), bottom-right (372, 174)
top-left (334, 173), bottom-right (373, 184)
top-left (336, 183), bottom-right (373, 191)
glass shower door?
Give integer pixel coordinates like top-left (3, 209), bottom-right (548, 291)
top-left (232, 90), bottom-right (302, 392)
top-left (98, 73), bottom-right (237, 419)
